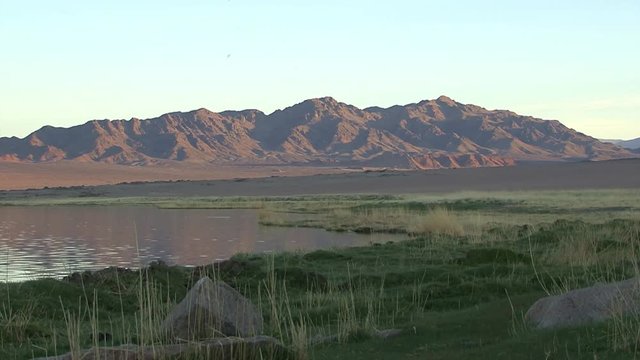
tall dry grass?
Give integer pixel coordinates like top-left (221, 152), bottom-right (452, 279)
top-left (0, 301), bottom-right (35, 343)
top-left (255, 256), bottom-right (430, 359)
top-left (408, 207), bottom-right (464, 236)
top-left (528, 220), bottom-right (640, 352)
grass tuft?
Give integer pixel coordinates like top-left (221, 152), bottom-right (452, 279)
top-left (408, 207), bottom-right (464, 236)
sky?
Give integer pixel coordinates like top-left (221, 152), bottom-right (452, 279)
top-left (1, 0), bottom-right (638, 139)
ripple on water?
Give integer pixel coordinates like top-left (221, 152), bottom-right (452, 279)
top-left (0, 207), bottom-right (404, 282)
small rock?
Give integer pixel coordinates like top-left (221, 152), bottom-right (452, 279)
top-left (161, 277), bottom-right (263, 340)
top-left (374, 328), bottom-right (403, 339)
top-left (525, 277), bottom-right (640, 329)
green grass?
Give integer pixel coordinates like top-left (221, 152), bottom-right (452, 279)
top-left (1, 219), bottom-right (640, 358)
top-left (1, 190), bottom-right (640, 359)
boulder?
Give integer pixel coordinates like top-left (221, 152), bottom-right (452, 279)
top-left (525, 277), bottom-right (640, 329)
top-left (161, 277), bottom-right (263, 340)
top-left (33, 336), bottom-right (284, 360)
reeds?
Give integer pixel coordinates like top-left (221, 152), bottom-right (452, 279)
top-left (408, 207), bottom-right (464, 236)
top-left (0, 300), bottom-right (35, 343)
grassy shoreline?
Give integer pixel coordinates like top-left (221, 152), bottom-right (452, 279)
top-left (2, 190), bottom-right (640, 359)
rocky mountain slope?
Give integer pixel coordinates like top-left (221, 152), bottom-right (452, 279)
top-left (0, 96), bottom-right (634, 169)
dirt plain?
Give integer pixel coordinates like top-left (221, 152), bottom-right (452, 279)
top-left (0, 161), bottom-right (347, 191)
top-left (0, 159), bottom-right (638, 199)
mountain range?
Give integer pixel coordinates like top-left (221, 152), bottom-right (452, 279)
top-left (601, 138), bottom-right (640, 150)
top-left (0, 96), bottom-right (635, 169)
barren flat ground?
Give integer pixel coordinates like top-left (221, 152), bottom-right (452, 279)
top-left (0, 161), bottom-right (348, 191)
top-left (1, 159), bottom-right (638, 199)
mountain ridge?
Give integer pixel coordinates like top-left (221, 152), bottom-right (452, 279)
top-left (1, 96), bottom-right (634, 169)
top-left (600, 138), bottom-right (640, 150)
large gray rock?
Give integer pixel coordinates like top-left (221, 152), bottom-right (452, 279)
top-left (525, 277), bottom-right (640, 329)
top-left (162, 277), bottom-right (263, 340)
top-left (33, 336), bottom-right (284, 360)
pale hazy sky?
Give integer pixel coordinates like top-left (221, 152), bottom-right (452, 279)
top-left (1, 0), bottom-right (638, 139)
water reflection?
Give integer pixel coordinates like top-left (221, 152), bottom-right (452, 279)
top-left (0, 206), bottom-right (401, 282)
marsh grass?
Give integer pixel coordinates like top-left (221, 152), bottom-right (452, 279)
top-left (60, 299), bottom-right (82, 360)
top-left (3, 220), bottom-right (640, 358)
top-left (529, 220), bottom-right (640, 299)
top-left (606, 282), bottom-right (640, 351)
top-left (407, 207), bottom-right (464, 236)
top-left (261, 206), bottom-right (488, 238)
top-left (522, 220), bottom-right (640, 356)
top-left (252, 189), bottom-right (640, 239)
top-left (2, 190), bottom-right (640, 358)
top-left (0, 300), bottom-right (36, 343)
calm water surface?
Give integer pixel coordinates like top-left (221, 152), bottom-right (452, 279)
top-left (0, 206), bottom-right (401, 282)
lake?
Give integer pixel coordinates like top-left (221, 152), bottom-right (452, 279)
top-left (0, 206), bottom-right (402, 282)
